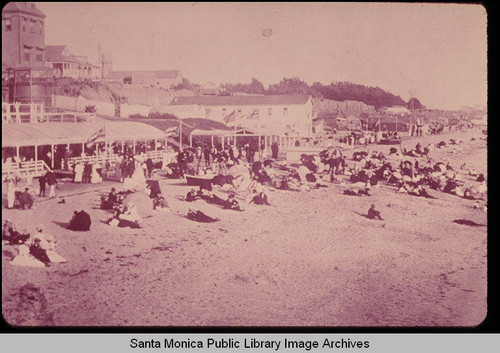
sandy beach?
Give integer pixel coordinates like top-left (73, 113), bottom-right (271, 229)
top-left (2, 129), bottom-right (487, 327)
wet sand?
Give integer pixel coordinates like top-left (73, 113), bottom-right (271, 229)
top-left (2, 130), bottom-right (487, 327)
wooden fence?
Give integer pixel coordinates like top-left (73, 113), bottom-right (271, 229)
top-left (2, 159), bottom-right (50, 178)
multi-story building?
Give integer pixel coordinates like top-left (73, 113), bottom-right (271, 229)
top-left (164, 95), bottom-right (315, 136)
top-left (2, 2), bottom-right (53, 104)
top-left (2, 2), bottom-right (46, 67)
top-left (46, 46), bottom-right (100, 81)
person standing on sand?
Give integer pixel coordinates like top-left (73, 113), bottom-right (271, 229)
top-left (38, 174), bottom-right (46, 197)
top-left (271, 142), bottom-right (279, 159)
top-left (45, 170), bottom-right (57, 198)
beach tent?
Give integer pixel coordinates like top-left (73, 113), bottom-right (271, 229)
top-left (2, 121), bottom-right (166, 170)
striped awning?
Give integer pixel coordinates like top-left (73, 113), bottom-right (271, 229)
top-left (2, 121), bottom-right (165, 148)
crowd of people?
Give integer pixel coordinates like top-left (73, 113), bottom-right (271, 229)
top-left (3, 125), bottom-right (487, 269)
top-left (3, 220), bottom-right (66, 267)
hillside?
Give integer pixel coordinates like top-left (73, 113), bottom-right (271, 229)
top-left (53, 78), bottom-right (195, 111)
top-left (222, 77), bottom-right (407, 109)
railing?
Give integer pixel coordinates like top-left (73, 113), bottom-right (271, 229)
top-left (68, 154), bottom-right (122, 168)
top-left (2, 102), bottom-right (96, 124)
top-left (67, 150), bottom-right (165, 168)
top-left (2, 159), bottom-right (51, 178)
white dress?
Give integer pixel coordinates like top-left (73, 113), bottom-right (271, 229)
top-left (74, 164), bottom-right (84, 183)
top-left (7, 181), bottom-right (15, 208)
top-left (90, 165), bottom-right (102, 184)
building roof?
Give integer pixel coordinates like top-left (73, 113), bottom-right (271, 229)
top-left (107, 70), bottom-right (181, 81)
top-left (170, 95), bottom-right (311, 106)
top-left (379, 116), bottom-right (410, 124)
top-left (45, 46), bottom-right (80, 64)
top-left (315, 112), bottom-right (340, 120)
top-left (2, 121), bottom-right (165, 148)
top-left (2, 2), bottom-right (46, 18)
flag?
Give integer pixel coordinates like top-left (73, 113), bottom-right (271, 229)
top-left (223, 110), bottom-right (236, 124)
top-left (165, 126), bottom-right (178, 137)
top-left (86, 126), bottom-right (105, 148)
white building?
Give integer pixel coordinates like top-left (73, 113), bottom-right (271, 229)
top-left (385, 106), bottom-right (410, 116)
top-left (164, 95), bottom-right (315, 136)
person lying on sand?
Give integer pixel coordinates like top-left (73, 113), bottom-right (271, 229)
top-left (187, 209), bottom-right (219, 223)
top-left (343, 188), bottom-right (371, 196)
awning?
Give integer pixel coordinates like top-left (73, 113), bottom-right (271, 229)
top-left (2, 121), bottom-right (165, 148)
top-left (190, 129), bottom-right (233, 136)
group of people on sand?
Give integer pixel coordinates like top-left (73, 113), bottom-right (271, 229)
top-left (3, 220), bottom-right (66, 268)
top-left (3, 129), bottom-right (486, 267)
top-left (3, 168), bottom-right (59, 210)
top-left (72, 161), bottom-right (102, 184)
top-left (337, 137), bottom-right (487, 206)
top-left (99, 177), bottom-right (170, 229)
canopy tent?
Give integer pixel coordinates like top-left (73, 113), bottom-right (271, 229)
top-left (188, 126), bottom-right (296, 153)
top-left (2, 121), bottom-right (165, 148)
top-left (189, 128), bottom-right (234, 137)
top-left (189, 127), bottom-right (265, 137)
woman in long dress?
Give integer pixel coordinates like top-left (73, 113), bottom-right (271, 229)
top-left (90, 164), bottom-right (102, 184)
top-left (74, 162), bottom-right (83, 183)
top-left (7, 177), bottom-right (16, 208)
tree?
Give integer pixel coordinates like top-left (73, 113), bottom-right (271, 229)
top-left (173, 77), bottom-right (199, 90)
top-left (406, 97), bottom-right (424, 109)
top-left (267, 77), bottom-right (310, 95)
top-left (221, 78), bottom-right (266, 95)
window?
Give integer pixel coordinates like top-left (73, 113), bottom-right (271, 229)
top-left (22, 18), bottom-right (27, 31)
top-left (23, 46), bottom-right (31, 62)
top-left (268, 108), bottom-right (273, 115)
top-left (36, 48), bottom-right (43, 62)
top-left (5, 18), bottom-right (12, 31)
top-left (283, 107), bottom-right (288, 116)
top-left (29, 19), bottom-right (36, 33)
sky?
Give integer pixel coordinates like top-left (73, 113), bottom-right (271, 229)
top-left (36, 2), bottom-right (487, 110)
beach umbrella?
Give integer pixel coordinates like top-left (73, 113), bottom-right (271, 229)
top-left (123, 192), bottom-right (154, 218)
